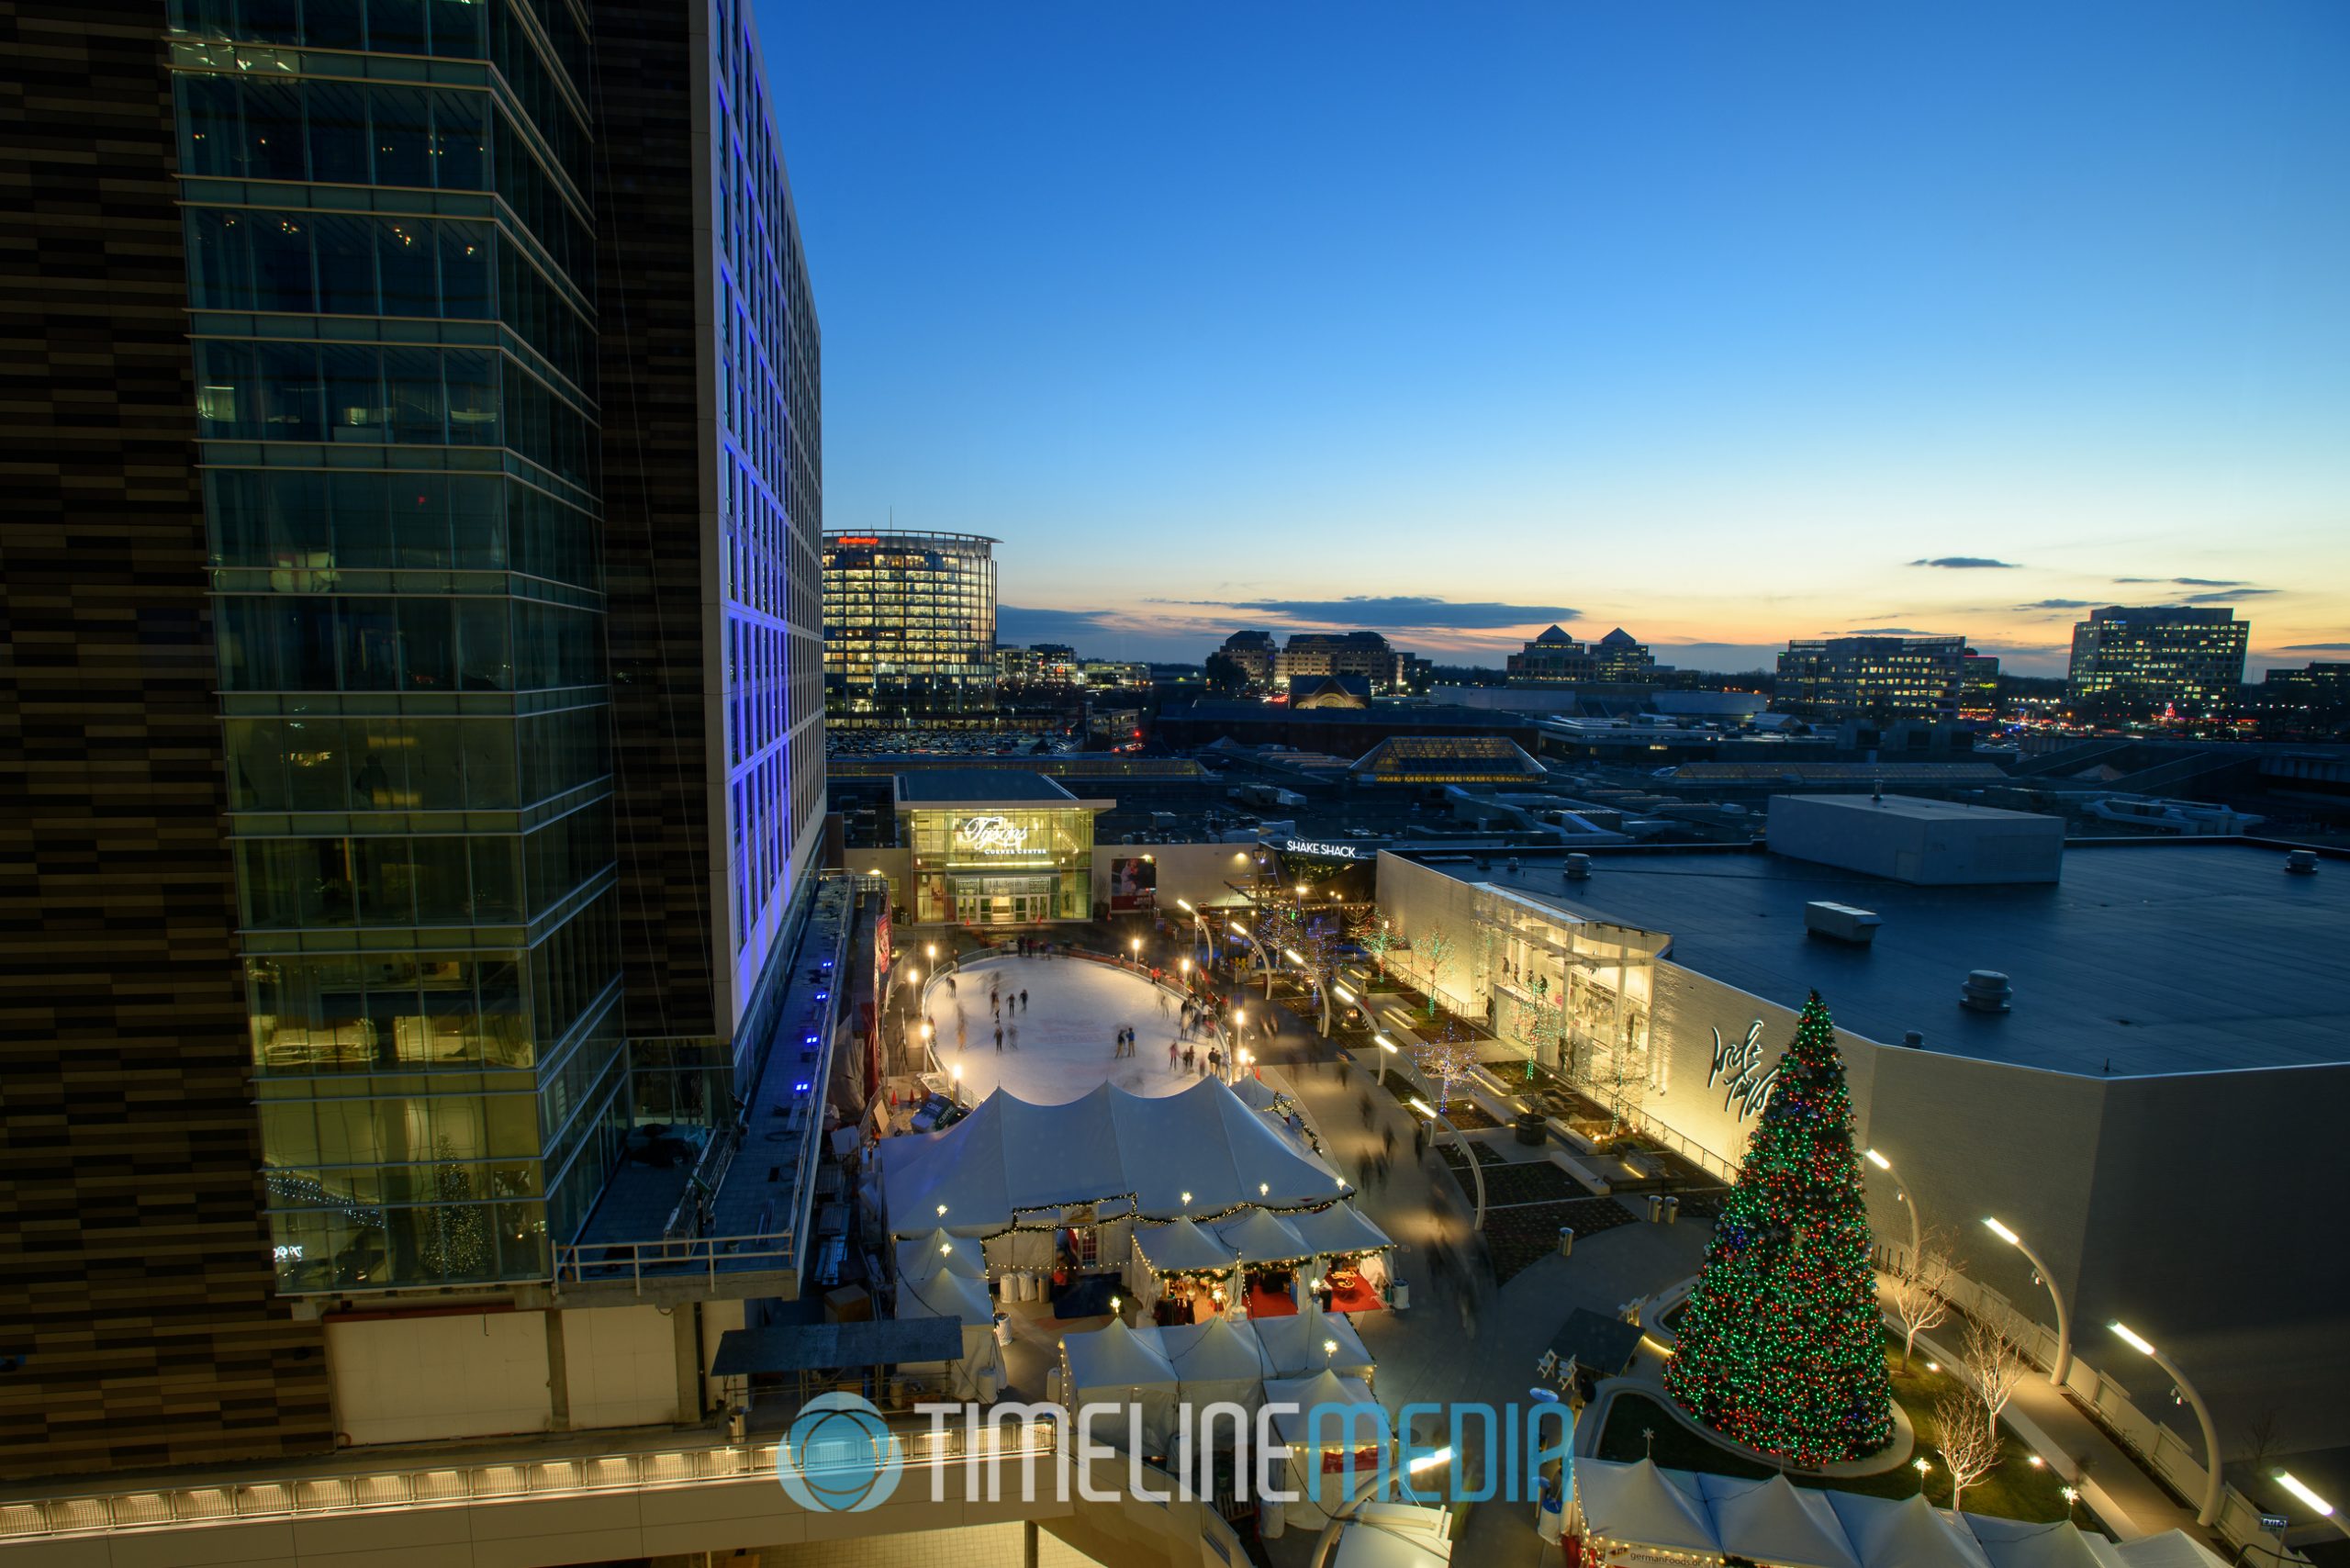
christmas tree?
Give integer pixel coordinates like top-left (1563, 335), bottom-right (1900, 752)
top-left (1663, 991), bottom-right (1893, 1464)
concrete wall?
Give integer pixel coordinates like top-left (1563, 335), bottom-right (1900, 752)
top-left (561, 1305), bottom-right (680, 1430)
top-left (1089, 841), bottom-right (1264, 916)
top-left (327, 1311), bottom-right (552, 1446)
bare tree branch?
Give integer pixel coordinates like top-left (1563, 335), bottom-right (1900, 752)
top-left (1961, 1315), bottom-right (2031, 1423)
top-left (1932, 1386), bottom-right (2002, 1515)
top-left (1890, 1230), bottom-right (1956, 1372)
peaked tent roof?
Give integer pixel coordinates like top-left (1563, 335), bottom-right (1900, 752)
top-left (2093, 1533), bottom-right (2232, 1568)
top-left (1134, 1216), bottom-right (1239, 1274)
top-left (898, 1229), bottom-right (987, 1282)
top-left (1214, 1207), bottom-right (1312, 1264)
top-left (1263, 1371), bottom-right (1383, 1443)
top-left (1825, 1491), bottom-right (1994, 1568)
top-left (1964, 1516), bottom-right (2109, 1568)
top-left (880, 1078), bottom-right (1348, 1235)
top-left (1287, 1201), bottom-right (1394, 1256)
top-left (1254, 1301), bottom-right (1374, 1378)
top-left (1696, 1473), bottom-right (1862, 1568)
top-left (1576, 1458), bottom-right (1722, 1555)
top-left (896, 1264), bottom-right (992, 1327)
top-left (1159, 1315), bottom-right (1271, 1384)
top-left (1062, 1316), bottom-right (1180, 1394)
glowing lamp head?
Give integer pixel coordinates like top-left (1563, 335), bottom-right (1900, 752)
top-left (1322, 1338), bottom-right (1337, 1358)
top-left (2108, 1321), bottom-right (2157, 1358)
top-left (2275, 1472), bottom-right (2334, 1517)
top-left (1408, 1446), bottom-right (1455, 1475)
top-left (1259, 1182), bottom-right (1270, 1196)
top-left (1865, 1148), bottom-right (1892, 1170)
top-left (1409, 1097), bottom-right (1435, 1118)
top-left (1914, 1458), bottom-right (1932, 1474)
top-left (1180, 1191), bottom-right (1192, 1206)
top-left (1983, 1216), bottom-right (2020, 1246)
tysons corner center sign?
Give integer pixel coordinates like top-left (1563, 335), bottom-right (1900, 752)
top-left (955, 814), bottom-right (1034, 855)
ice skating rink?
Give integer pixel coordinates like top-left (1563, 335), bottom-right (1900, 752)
top-left (919, 952), bottom-right (1220, 1105)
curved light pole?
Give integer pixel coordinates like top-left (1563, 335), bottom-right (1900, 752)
top-left (1865, 1148), bottom-right (1921, 1264)
top-left (1374, 1034), bottom-right (1399, 1090)
top-left (1984, 1217), bottom-right (2071, 1384)
top-left (2110, 1321), bottom-right (2221, 1526)
top-left (1414, 1097), bottom-right (1484, 1230)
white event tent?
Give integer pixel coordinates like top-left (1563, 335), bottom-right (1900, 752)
top-left (893, 1259), bottom-right (1005, 1401)
top-left (1060, 1317), bottom-right (1182, 1453)
top-left (1573, 1459), bottom-right (2137, 1568)
top-left (1254, 1301), bottom-right (1376, 1380)
top-left (1259, 1370), bottom-right (1390, 1537)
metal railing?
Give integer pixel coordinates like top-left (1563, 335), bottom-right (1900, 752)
top-left (550, 1229), bottom-right (800, 1291)
top-left (0, 1417), bottom-right (1058, 1542)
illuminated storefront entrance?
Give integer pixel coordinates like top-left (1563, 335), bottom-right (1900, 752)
top-left (892, 771), bottom-right (1109, 926)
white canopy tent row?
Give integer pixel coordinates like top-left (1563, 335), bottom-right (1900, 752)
top-left (878, 1078), bottom-right (1352, 1234)
top-left (1572, 1459), bottom-right (2189, 1568)
top-left (872, 1077), bottom-right (1394, 1311)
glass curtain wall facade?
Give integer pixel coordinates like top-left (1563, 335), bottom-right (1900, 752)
top-left (712, 0), bottom-right (827, 1061)
top-left (822, 531), bottom-right (999, 726)
top-left (905, 808), bottom-right (1096, 924)
top-left (168, 0), bottom-right (626, 1292)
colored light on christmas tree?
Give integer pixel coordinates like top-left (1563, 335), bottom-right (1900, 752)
top-left (1663, 991), bottom-right (1893, 1465)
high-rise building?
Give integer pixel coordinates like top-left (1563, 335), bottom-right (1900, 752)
top-left (1505, 625), bottom-right (1652, 684)
top-left (1593, 627), bottom-right (1655, 683)
top-left (1959, 650), bottom-right (2002, 718)
top-left (1277, 630), bottom-right (1409, 693)
top-left (3, 0), bottom-right (829, 1479)
top-left (822, 530), bottom-right (999, 724)
top-left (171, 0), bottom-right (621, 1296)
top-left (1775, 633), bottom-right (1972, 718)
top-left (1215, 629), bottom-right (1279, 688)
top-left (1507, 625), bottom-right (1595, 683)
top-left (2066, 606), bottom-right (2249, 719)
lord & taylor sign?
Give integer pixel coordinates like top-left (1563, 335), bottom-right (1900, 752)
top-left (956, 815), bottom-right (1035, 855)
top-left (1707, 1018), bottom-right (1780, 1122)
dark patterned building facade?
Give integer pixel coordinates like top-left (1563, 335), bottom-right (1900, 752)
top-left (0, 0), bottom-right (331, 1479)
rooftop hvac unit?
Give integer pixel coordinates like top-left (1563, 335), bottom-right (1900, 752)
top-left (1960, 970), bottom-right (2013, 1014)
top-left (1804, 902), bottom-right (1881, 945)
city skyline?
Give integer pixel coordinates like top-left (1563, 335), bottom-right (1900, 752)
top-left (763, 0), bottom-right (2349, 675)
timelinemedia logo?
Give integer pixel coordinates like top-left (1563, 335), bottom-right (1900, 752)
top-left (775, 1394), bottom-right (1572, 1513)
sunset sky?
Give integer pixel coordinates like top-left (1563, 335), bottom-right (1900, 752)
top-left (759, 0), bottom-right (2350, 676)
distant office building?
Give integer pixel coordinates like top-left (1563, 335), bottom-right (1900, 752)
top-left (1080, 660), bottom-right (1151, 689)
top-left (1593, 628), bottom-right (1655, 682)
top-left (1508, 625), bottom-right (1654, 684)
top-left (2067, 606), bottom-right (2250, 718)
top-left (1508, 625), bottom-right (1595, 683)
top-left (1776, 634), bottom-right (1973, 718)
top-left (822, 530), bottom-right (999, 723)
top-left (1216, 629), bottom-right (1280, 687)
top-left (1959, 651), bottom-right (2002, 718)
top-left (1031, 644), bottom-right (1080, 685)
top-left (2263, 661), bottom-right (2350, 698)
top-left (1278, 630), bottom-right (1410, 693)
top-left (996, 644), bottom-right (1043, 684)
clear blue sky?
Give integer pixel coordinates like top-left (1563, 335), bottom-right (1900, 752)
top-left (755, 0), bottom-right (2350, 674)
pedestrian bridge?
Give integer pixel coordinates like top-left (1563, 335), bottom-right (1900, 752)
top-left (0, 1417), bottom-right (1253, 1568)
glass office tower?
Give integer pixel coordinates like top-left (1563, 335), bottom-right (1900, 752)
top-left (167, 0), bottom-right (624, 1290)
top-left (822, 530), bottom-right (999, 726)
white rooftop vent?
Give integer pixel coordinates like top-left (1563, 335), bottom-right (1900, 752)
top-left (2285, 849), bottom-right (2319, 875)
top-left (1804, 902), bottom-right (1881, 945)
top-left (1564, 853), bottom-right (1593, 880)
top-left (1960, 970), bottom-right (2013, 1014)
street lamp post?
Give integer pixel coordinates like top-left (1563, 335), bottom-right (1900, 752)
top-left (1984, 1217), bottom-right (2072, 1383)
top-left (2110, 1321), bottom-right (2222, 1526)
top-left (1865, 1148), bottom-right (1921, 1264)
top-left (1375, 1034), bottom-right (1399, 1089)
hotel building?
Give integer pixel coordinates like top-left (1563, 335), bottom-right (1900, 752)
top-left (822, 528), bottom-right (1000, 724)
